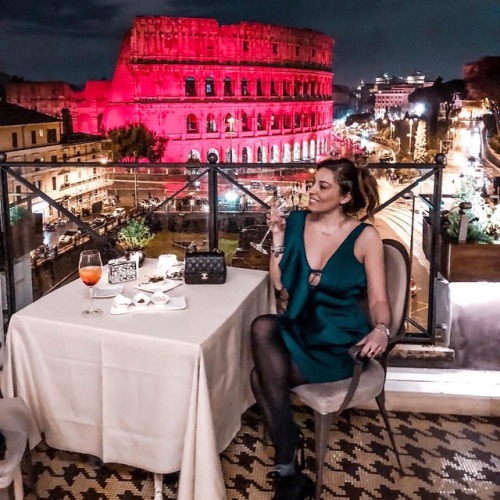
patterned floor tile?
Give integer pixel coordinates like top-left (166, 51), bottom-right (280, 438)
top-left (20, 405), bottom-right (499, 499)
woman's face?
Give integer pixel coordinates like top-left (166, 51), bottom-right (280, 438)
top-left (307, 167), bottom-right (351, 213)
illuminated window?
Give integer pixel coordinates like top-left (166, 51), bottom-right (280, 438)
top-left (224, 77), bottom-right (232, 96)
top-left (206, 114), bottom-right (216, 133)
top-left (187, 150), bottom-right (201, 162)
top-left (242, 147), bottom-right (249, 163)
top-left (257, 114), bottom-right (263, 130)
top-left (185, 77), bottom-right (196, 97)
top-left (241, 78), bottom-right (249, 96)
top-left (242, 113), bottom-right (249, 132)
top-left (224, 114), bottom-right (234, 133)
top-left (271, 145), bottom-right (279, 163)
top-left (271, 114), bottom-right (279, 130)
top-left (187, 114), bottom-right (198, 133)
top-left (205, 77), bottom-right (215, 97)
top-left (293, 142), bottom-right (301, 161)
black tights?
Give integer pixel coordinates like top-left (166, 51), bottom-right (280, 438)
top-left (250, 314), bottom-right (308, 465)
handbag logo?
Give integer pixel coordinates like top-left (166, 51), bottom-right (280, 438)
top-left (201, 272), bottom-right (209, 280)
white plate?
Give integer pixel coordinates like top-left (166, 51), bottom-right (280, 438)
top-left (92, 285), bottom-right (124, 298)
top-left (135, 279), bottom-right (182, 293)
top-left (110, 295), bottom-right (186, 315)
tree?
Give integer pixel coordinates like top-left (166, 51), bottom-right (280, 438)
top-left (409, 78), bottom-right (466, 131)
top-left (107, 123), bottom-right (167, 163)
top-left (413, 120), bottom-right (428, 163)
top-left (107, 123), bottom-right (167, 207)
top-left (464, 56), bottom-right (500, 135)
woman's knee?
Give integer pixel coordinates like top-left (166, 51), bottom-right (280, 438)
top-left (250, 314), bottom-right (279, 345)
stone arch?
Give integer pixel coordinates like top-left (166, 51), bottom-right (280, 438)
top-left (271, 144), bottom-right (279, 163)
top-left (242, 147), bottom-right (252, 163)
top-left (185, 76), bottom-right (196, 96)
top-left (310, 139), bottom-right (316, 159)
top-left (187, 114), bottom-right (198, 133)
top-left (205, 77), bottom-right (215, 97)
top-left (283, 143), bottom-right (291, 163)
top-left (206, 148), bottom-right (219, 163)
top-left (206, 113), bottom-right (216, 133)
top-left (302, 140), bottom-right (309, 160)
top-left (293, 142), bottom-right (301, 162)
top-left (187, 149), bottom-right (201, 161)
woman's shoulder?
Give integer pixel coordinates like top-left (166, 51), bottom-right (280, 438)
top-left (354, 222), bottom-right (382, 248)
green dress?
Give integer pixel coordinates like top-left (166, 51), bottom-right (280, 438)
top-left (278, 210), bottom-right (371, 383)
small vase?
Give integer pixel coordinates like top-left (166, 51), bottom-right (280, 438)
top-left (126, 249), bottom-right (146, 268)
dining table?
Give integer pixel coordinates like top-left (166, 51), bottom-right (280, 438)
top-left (1, 259), bottom-right (275, 499)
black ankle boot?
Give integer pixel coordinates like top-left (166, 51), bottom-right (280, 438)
top-left (272, 470), bottom-right (314, 500)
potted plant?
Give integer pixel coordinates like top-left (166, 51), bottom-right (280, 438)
top-left (438, 175), bottom-right (500, 281)
top-left (117, 218), bottom-right (156, 267)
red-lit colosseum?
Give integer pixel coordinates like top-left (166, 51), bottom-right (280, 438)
top-left (7, 16), bottom-right (335, 163)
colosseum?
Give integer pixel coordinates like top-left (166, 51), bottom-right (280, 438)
top-left (6, 16), bottom-right (335, 163)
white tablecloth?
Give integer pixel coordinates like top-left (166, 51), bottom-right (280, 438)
top-left (2, 261), bottom-right (274, 499)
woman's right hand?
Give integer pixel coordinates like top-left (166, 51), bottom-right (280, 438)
top-left (266, 210), bottom-right (286, 234)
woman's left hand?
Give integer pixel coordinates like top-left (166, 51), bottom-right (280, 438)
top-left (356, 329), bottom-right (389, 358)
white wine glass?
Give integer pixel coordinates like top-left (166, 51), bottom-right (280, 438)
top-left (250, 198), bottom-right (290, 254)
top-left (79, 250), bottom-right (103, 318)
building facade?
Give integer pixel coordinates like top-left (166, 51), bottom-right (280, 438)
top-left (371, 72), bottom-right (433, 118)
top-left (6, 17), bottom-right (335, 163)
top-left (0, 102), bottom-right (110, 221)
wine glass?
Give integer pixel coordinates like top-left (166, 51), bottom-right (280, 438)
top-left (79, 250), bottom-right (103, 318)
top-left (250, 198), bottom-right (290, 254)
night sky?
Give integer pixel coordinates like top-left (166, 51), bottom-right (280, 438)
top-left (1, 0), bottom-right (499, 88)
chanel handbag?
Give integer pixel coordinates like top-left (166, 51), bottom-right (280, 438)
top-left (184, 250), bottom-right (226, 284)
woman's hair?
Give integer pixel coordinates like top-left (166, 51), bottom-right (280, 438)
top-left (317, 158), bottom-right (379, 216)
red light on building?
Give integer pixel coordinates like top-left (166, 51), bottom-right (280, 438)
top-left (6, 16), bottom-right (335, 163)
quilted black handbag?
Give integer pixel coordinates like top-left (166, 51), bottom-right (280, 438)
top-left (184, 250), bottom-right (227, 284)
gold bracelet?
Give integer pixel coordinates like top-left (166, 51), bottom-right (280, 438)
top-left (374, 323), bottom-right (390, 338)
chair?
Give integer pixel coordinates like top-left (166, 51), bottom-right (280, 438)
top-left (0, 398), bottom-right (35, 500)
top-left (292, 239), bottom-right (411, 499)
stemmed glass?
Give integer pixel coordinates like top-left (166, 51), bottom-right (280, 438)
top-left (250, 198), bottom-right (290, 254)
top-left (79, 250), bottom-right (103, 318)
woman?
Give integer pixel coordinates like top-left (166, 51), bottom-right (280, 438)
top-left (250, 158), bottom-right (391, 499)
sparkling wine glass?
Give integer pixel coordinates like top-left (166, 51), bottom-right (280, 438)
top-left (250, 198), bottom-right (290, 254)
top-left (79, 250), bottom-right (103, 318)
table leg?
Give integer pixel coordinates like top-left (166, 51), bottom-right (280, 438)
top-left (153, 473), bottom-right (164, 500)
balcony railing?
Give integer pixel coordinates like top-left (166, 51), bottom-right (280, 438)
top-left (0, 153), bottom-right (445, 345)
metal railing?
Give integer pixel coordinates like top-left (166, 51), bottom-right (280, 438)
top-left (0, 153), bottom-right (445, 342)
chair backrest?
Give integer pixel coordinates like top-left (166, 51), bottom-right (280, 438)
top-left (383, 239), bottom-right (411, 340)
